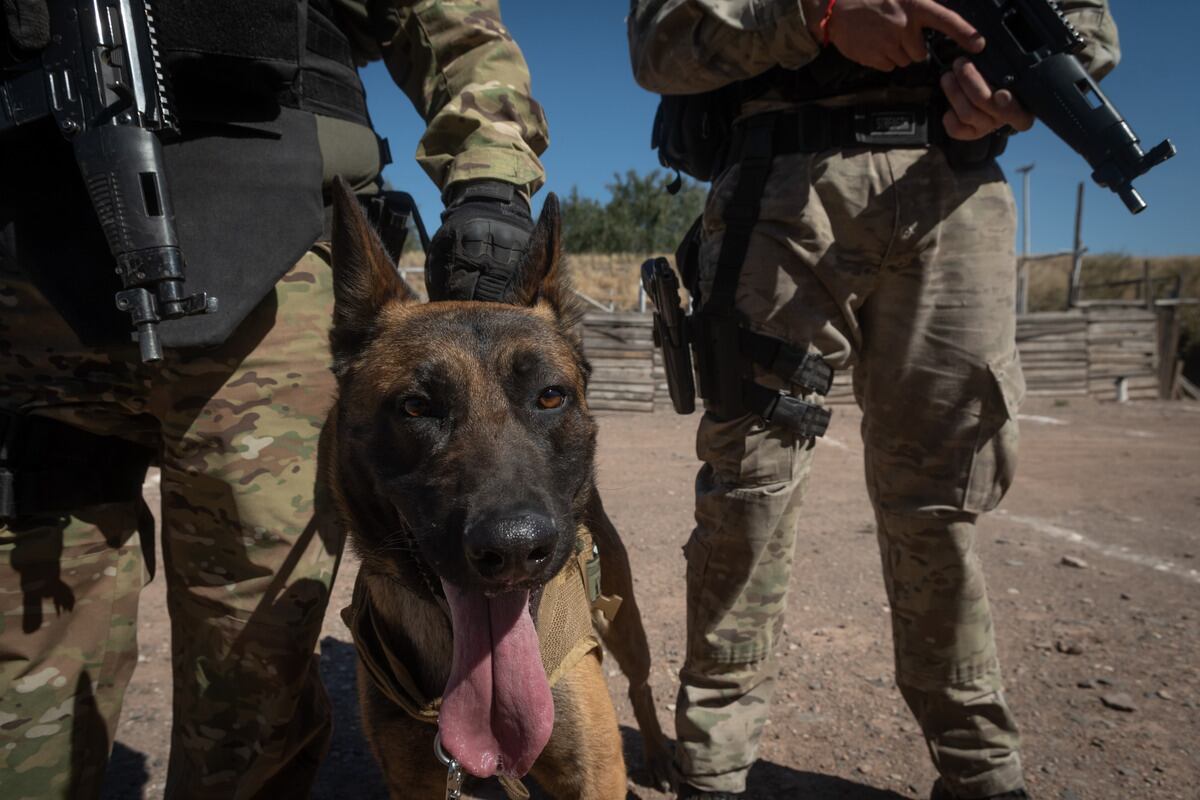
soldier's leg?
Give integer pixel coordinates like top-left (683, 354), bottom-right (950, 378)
top-left (154, 250), bottom-right (343, 798)
top-left (0, 277), bottom-right (152, 799)
top-left (675, 413), bottom-right (811, 794)
top-left (0, 507), bottom-right (144, 800)
top-left (857, 154), bottom-right (1025, 798)
top-left (675, 151), bottom-right (888, 794)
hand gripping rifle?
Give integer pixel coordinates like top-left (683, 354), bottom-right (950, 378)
top-left (1, 0), bottom-right (215, 361)
top-left (934, 0), bottom-right (1175, 213)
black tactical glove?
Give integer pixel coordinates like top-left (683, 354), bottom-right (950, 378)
top-left (425, 180), bottom-right (534, 302)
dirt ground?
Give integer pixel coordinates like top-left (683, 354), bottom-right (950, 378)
top-left (99, 397), bottom-right (1200, 800)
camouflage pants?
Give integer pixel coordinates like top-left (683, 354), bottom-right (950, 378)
top-left (0, 249), bottom-right (342, 799)
top-left (677, 146), bottom-right (1026, 798)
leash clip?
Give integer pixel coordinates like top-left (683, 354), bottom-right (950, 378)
top-left (434, 732), bottom-right (464, 800)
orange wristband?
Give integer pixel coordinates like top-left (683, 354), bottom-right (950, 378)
top-left (819, 0), bottom-right (837, 47)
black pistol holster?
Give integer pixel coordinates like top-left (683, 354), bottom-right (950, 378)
top-left (642, 115), bottom-right (833, 441)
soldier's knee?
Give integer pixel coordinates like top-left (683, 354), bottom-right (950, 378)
top-left (866, 352), bottom-right (1024, 517)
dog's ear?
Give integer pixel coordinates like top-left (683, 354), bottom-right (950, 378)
top-left (329, 177), bottom-right (416, 368)
top-left (511, 193), bottom-right (582, 328)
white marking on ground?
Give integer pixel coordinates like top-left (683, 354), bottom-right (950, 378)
top-left (996, 511), bottom-right (1200, 585)
top-left (822, 436), bottom-right (851, 451)
top-left (1017, 414), bottom-right (1068, 426)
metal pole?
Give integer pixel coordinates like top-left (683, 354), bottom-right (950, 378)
top-left (1015, 164), bottom-right (1035, 313)
top-left (1068, 182), bottom-right (1085, 308)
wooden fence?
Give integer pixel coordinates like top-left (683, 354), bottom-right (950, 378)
top-left (582, 308), bottom-right (1162, 412)
top-left (582, 312), bottom-right (658, 412)
top-left (1082, 305), bottom-right (1160, 401)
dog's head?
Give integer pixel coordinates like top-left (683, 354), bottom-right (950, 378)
top-left (328, 177), bottom-right (595, 592)
top-left (326, 178), bottom-right (595, 777)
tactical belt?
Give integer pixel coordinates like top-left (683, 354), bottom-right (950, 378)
top-left (726, 104), bottom-right (934, 160)
top-left (723, 102), bottom-right (1007, 170)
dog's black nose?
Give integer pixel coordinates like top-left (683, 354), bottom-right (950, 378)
top-left (464, 513), bottom-right (558, 584)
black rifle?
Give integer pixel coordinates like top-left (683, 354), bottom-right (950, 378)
top-left (641, 257), bottom-right (696, 415)
top-left (0, 0), bottom-right (215, 361)
top-left (935, 0), bottom-right (1175, 214)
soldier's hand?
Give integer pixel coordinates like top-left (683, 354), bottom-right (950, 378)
top-left (808, 0), bottom-right (984, 72)
top-left (426, 180), bottom-right (535, 302)
top-left (940, 57), bottom-right (1035, 140)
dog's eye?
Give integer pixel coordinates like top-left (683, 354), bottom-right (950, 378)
top-left (402, 397), bottom-right (431, 417)
top-left (536, 386), bottom-right (567, 410)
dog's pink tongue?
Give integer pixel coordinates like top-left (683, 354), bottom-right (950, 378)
top-left (439, 581), bottom-right (553, 778)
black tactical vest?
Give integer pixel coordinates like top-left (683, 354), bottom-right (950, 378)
top-left (1, 0), bottom-right (371, 349)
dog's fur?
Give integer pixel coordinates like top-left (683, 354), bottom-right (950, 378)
top-left (317, 178), bottom-right (672, 799)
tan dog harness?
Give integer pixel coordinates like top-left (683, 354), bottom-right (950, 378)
top-left (342, 531), bottom-right (619, 799)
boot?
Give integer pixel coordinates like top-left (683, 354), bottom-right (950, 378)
top-left (930, 778), bottom-right (1031, 800)
top-left (678, 783), bottom-right (746, 800)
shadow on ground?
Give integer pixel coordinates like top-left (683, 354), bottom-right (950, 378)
top-left (101, 742), bottom-right (151, 799)
top-left (314, 636), bottom-right (388, 799)
top-left (105, 645), bottom-right (906, 799)
top-left (621, 725), bottom-right (909, 800)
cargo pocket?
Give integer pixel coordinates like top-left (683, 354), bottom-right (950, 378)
top-left (962, 351), bottom-right (1025, 514)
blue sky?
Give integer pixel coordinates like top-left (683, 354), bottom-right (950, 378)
top-left (361, 0), bottom-right (1197, 256)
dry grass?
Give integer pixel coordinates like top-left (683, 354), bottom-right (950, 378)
top-left (566, 253), bottom-right (649, 310)
top-left (1027, 254), bottom-right (1200, 310)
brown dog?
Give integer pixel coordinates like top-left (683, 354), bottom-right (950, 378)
top-left (317, 178), bottom-right (672, 799)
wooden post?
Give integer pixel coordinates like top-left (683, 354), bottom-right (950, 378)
top-left (1016, 256), bottom-right (1028, 314)
top-left (1015, 164), bottom-right (1034, 314)
top-left (1067, 182), bottom-right (1085, 308)
top-left (1157, 303), bottom-right (1182, 399)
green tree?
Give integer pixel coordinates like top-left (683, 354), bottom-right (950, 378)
top-left (561, 169), bottom-right (706, 253)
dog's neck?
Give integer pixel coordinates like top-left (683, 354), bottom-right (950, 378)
top-left (361, 564), bottom-right (456, 699)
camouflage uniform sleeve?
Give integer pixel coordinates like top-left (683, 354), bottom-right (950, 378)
top-left (334, 0), bottom-right (549, 195)
top-left (1060, 0), bottom-right (1120, 80)
top-left (628, 0), bottom-right (821, 94)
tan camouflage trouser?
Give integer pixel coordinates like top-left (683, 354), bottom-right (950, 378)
top-left (677, 145), bottom-right (1026, 798)
top-left (0, 250), bottom-right (342, 799)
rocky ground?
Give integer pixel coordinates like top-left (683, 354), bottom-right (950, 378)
top-left (100, 397), bottom-right (1200, 800)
